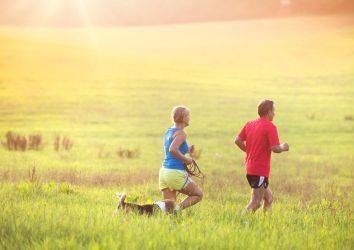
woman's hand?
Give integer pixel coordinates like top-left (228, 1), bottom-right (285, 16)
top-left (184, 157), bottom-right (194, 165)
top-left (189, 145), bottom-right (195, 155)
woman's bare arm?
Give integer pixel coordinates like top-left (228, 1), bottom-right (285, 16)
top-left (169, 131), bottom-right (193, 165)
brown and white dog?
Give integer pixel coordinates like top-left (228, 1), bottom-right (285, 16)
top-left (114, 193), bottom-right (176, 215)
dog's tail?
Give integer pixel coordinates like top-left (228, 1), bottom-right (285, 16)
top-left (116, 193), bottom-right (127, 208)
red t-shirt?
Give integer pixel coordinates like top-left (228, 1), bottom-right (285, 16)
top-left (238, 117), bottom-right (280, 177)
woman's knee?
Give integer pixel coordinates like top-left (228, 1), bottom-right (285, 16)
top-left (193, 187), bottom-right (203, 201)
top-left (181, 183), bottom-right (203, 201)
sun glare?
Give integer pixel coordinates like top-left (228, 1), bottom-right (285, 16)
top-left (7, 0), bottom-right (93, 27)
top-left (45, 0), bottom-right (86, 24)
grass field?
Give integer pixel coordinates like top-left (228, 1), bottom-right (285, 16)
top-left (0, 15), bottom-right (353, 249)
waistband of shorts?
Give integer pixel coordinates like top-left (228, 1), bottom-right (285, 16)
top-left (161, 165), bottom-right (186, 171)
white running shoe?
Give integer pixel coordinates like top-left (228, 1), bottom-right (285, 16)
top-left (154, 201), bottom-right (167, 212)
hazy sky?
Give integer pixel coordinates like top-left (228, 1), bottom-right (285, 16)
top-left (0, 0), bottom-right (353, 26)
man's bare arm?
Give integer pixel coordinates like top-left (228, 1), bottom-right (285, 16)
top-left (271, 143), bottom-right (289, 153)
top-left (234, 136), bottom-right (246, 152)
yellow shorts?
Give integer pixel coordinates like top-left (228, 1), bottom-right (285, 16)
top-left (159, 168), bottom-right (192, 191)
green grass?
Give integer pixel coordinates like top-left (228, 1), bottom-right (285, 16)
top-left (0, 15), bottom-right (353, 249)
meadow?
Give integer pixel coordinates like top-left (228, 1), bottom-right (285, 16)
top-left (0, 15), bottom-right (353, 249)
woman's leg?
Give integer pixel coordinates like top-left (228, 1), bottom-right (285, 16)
top-left (162, 188), bottom-right (176, 201)
top-left (178, 182), bottom-right (203, 210)
top-left (162, 188), bottom-right (177, 213)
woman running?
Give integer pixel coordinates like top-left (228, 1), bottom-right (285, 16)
top-left (159, 106), bottom-right (203, 212)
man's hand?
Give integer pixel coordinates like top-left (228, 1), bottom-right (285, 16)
top-left (271, 142), bottom-right (289, 153)
top-left (280, 143), bottom-right (289, 151)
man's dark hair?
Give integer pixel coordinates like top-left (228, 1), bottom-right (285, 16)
top-left (258, 99), bottom-right (274, 117)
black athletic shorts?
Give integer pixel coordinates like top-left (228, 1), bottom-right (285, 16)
top-left (246, 174), bottom-right (269, 189)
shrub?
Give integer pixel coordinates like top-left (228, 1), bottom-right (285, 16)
top-left (28, 134), bottom-right (43, 150)
top-left (344, 115), bottom-right (353, 121)
top-left (54, 135), bottom-right (74, 151)
top-left (1, 131), bottom-right (42, 151)
top-left (98, 146), bottom-right (140, 159)
top-left (116, 147), bottom-right (140, 159)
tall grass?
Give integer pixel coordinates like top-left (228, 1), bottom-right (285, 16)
top-left (0, 15), bottom-right (353, 249)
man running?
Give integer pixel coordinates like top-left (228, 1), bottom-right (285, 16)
top-left (234, 99), bottom-right (289, 212)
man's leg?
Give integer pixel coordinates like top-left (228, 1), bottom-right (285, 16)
top-left (263, 187), bottom-right (273, 212)
top-left (246, 186), bottom-right (265, 212)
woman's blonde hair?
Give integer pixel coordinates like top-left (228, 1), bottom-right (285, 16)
top-left (171, 106), bottom-right (190, 124)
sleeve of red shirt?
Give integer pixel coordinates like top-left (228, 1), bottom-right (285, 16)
top-left (238, 123), bottom-right (247, 141)
top-left (267, 124), bottom-right (280, 148)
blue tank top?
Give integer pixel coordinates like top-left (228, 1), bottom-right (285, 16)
top-left (162, 127), bottom-right (189, 170)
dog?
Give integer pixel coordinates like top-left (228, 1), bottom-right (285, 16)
top-left (114, 193), bottom-right (176, 215)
